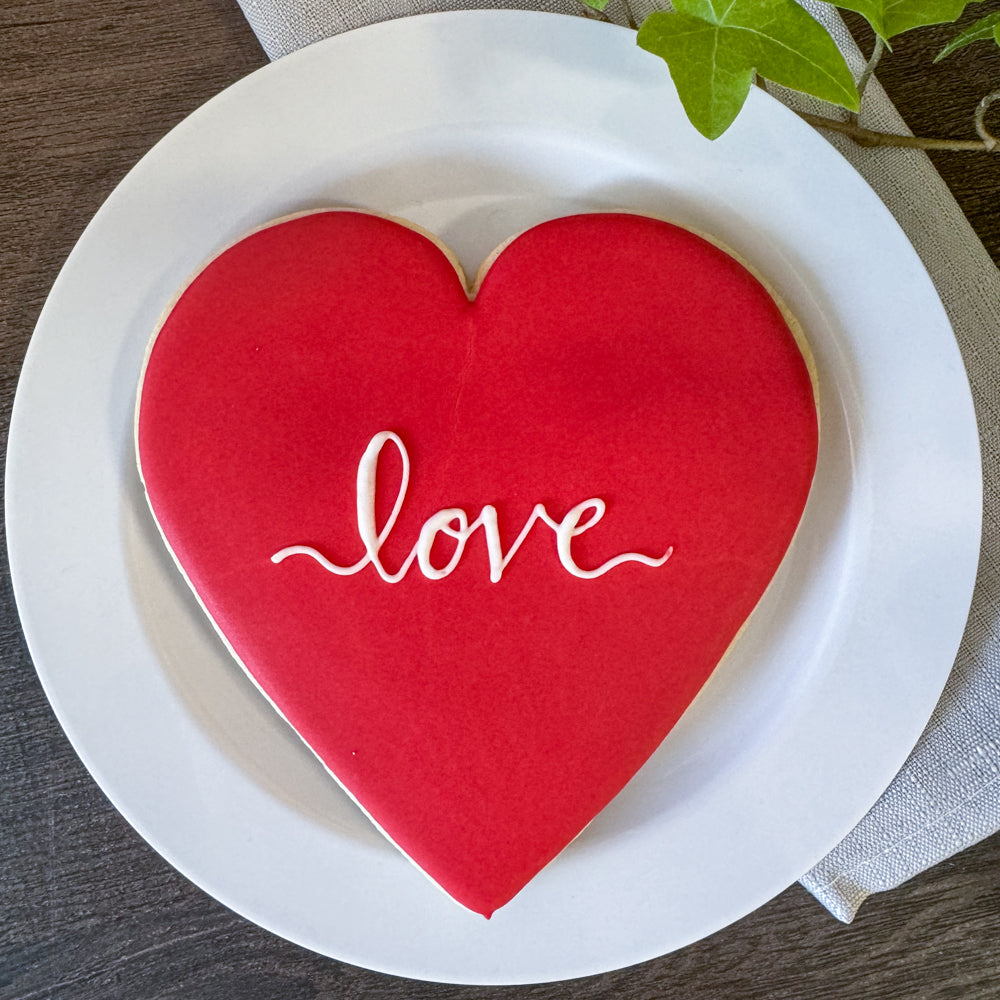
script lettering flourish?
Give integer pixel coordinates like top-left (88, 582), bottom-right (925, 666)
top-left (271, 431), bottom-right (673, 583)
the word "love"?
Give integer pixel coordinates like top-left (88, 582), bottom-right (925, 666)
top-left (272, 431), bottom-right (672, 583)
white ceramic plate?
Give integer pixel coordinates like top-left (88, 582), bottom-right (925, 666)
top-left (6, 10), bottom-right (981, 985)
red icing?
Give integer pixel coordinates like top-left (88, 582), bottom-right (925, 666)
top-left (136, 211), bottom-right (818, 917)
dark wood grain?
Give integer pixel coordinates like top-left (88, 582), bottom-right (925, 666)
top-left (3, 2), bottom-right (1000, 996)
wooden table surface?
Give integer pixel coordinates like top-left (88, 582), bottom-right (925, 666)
top-left (3, 2), bottom-right (1000, 996)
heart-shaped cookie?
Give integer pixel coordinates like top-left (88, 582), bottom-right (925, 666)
top-left (136, 210), bottom-right (818, 916)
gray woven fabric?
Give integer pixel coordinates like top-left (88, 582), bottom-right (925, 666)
top-left (235, 0), bottom-right (1000, 922)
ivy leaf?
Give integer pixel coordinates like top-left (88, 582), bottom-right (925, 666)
top-left (834, 0), bottom-right (979, 41)
top-left (935, 10), bottom-right (1000, 60)
top-left (637, 0), bottom-right (858, 140)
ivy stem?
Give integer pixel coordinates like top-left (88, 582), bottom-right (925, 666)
top-left (974, 89), bottom-right (1000, 151)
top-left (578, 2), bottom-right (613, 23)
top-left (852, 35), bottom-right (886, 122)
top-left (797, 110), bottom-right (999, 151)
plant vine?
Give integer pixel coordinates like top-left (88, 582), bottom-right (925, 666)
top-left (579, 0), bottom-right (1000, 149)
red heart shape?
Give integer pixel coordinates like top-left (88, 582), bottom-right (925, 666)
top-left (136, 211), bottom-right (817, 916)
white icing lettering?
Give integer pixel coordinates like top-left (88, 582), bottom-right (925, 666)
top-left (271, 431), bottom-right (672, 582)
top-left (416, 508), bottom-right (469, 579)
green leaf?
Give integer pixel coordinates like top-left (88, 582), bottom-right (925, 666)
top-left (835, 0), bottom-right (978, 41)
top-left (935, 10), bottom-right (1000, 59)
top-left (577, 0), bottom-right (610, 11)
top-left (637, 0), bottom-right (858, 140)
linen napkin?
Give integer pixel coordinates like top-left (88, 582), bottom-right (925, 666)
top-left (235, 0), bottom-right (1000, 922)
